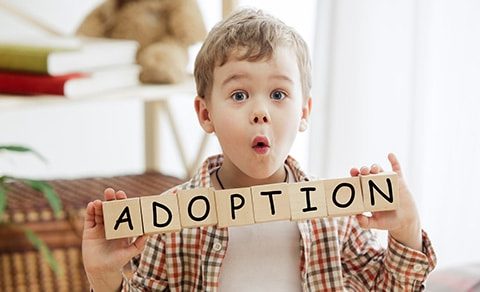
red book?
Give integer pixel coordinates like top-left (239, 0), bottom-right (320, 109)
top-left (0, 66), bottom-right (139, 98)
top-left (0, 71), bottom-right (87, 95)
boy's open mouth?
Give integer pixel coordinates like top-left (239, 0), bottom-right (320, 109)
top-left (252, 136), bottom-right (270, 154)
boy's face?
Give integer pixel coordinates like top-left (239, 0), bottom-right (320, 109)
top-left (195, 46), bottom-right (311, 179)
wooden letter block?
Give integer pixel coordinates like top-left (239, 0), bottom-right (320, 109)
top-left (324, 177), bottom-right (364, 217)
top-left (251, 183), bottom-right (290, 223)
top-left (103, 198), bottom-right (144, 240)
top-left (215, 187), bottom-right (255, 228)
top-left (360, 172), bottom-right (399, 212)
top-left (177, 187), bottom-right (218, 228)
top-left (288, 180), bottom-right (328, 221)
top-left (141, 193), bottom-right (181, 234)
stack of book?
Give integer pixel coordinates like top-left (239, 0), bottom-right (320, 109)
top-left (0, 37), bottom-right (140, 98)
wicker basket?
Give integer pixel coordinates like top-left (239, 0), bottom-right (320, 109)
top-left (0, 172), bottom-right (183, 292)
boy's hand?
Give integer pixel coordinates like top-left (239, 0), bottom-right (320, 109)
top-left (350, 153), bottom-right (423, 252)
top-left (82, 188), bottom-right (148, 289)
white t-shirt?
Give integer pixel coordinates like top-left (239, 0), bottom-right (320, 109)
top-left (217, 165), bottom-right (302, 291)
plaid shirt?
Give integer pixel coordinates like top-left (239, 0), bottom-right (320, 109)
top-left (122, 154), bottom-right (436, 291)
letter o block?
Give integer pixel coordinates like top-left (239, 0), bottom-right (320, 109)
top-left (324, 177), bottom-right (364, 217)
top-left (103, 198), bottom-right (144, 240)
top-left (177, 188), bottom-right (218, 228)
top-left (141, 193), bottom-right (181, 234)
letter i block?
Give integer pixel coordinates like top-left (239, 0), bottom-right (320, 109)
top-left (177, 188), bottom-right (218, 228)
top-left (360, 172), bottom-right (399, 212)
top-left (324, 177), bottom-right (364, 217)
top-left (251, 183), bottom-right (290, 223)
top-left (103, 198), bottom-right (144, 240)
top-left (215, 187), bottom-right (255, 228)
top-left (141, 193), bottom-right (182, 234)
top-left (288, 180), bottom-right (328, 221)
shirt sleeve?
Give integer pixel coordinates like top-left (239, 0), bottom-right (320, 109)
top-left (340, 216), bottom-right (437, 291)
top-left (121, 234), bottom-right (170, 291)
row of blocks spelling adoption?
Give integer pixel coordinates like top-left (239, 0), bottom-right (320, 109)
top-left (103, 172), bottom-right (399, 240)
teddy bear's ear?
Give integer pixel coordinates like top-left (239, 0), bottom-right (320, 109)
top-left (194, 96), bottom-right (214, 133)
top-left (167, 0), bottom-right (207, 46)
top-left (75, 1), bottom-right (115, 37)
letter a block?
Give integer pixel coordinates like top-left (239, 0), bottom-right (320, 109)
top-left (360, 172), bottom-right (399, 212)
top-left (141, 193), bottom-right (182, 234)
top-left (324, 177), bottom-right (364, 217)
top-left (103, 198), bottom-right (144, 240)
top-left (215, 187), bottom-right (255, 228)
top-left (288, 181), bottom-right (328, 221)
top-left (251, 183), bottom-right (290, 223)
top-left (177, 188), bottom-right (218, 228)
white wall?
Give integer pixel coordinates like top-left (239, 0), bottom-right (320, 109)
top-left (311, 0), bottom-right (480, 269)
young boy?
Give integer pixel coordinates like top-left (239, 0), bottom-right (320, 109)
top-left (82, 8), bottom-right (436, 291)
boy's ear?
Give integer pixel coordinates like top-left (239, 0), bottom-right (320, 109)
top-left (194, 96), bottom-right (215, 133)
top-left (299, 97), bottom-right (313, 132)
top-left (302, 97), bottom-right (313, 119)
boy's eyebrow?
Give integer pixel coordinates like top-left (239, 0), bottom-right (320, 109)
top-left (270, 74), bottom-right (294, 84)
top-left (221, 73), bottom-right (294, 88)
top-left (221, 73), bottom-right (248, 88)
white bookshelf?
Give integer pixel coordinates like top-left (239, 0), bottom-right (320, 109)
top-left (0, 76), bottom-right (210, 179)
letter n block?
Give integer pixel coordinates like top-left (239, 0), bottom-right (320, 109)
top-left (251, 183), bottom-right (290, 223)
top-left (177, 188), bottom-right (217, 228)
top-left (215, 187), bottom-right (255, 228)
top-left (141, 193), bottom-right (182, 234)
top-left (324, 177), bottom-right (364, 217)
top-left (288, 180), bottom-right (328, 221)
top-left (103, 198), bottom-right (144, 240)
top-left (360, 172), bottom-right (399, 212)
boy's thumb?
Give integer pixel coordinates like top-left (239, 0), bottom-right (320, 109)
top-left (127, 235), bottom-right (148, 257)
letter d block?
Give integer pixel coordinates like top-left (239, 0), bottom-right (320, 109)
top-left (324, 177), bottom-right (364, 217)
top-left (251, 183), bottom-right (290, 223)
top-left (215, 187), bottom-right (255, 228)
top-left (141, 194), bottom-right (182, 234)
top-left (103, 198), bottom-right (144, 240)
top-left (177, 188), bottom-right (218, 228)
top-left (360, 172), bottom-right (399, 212)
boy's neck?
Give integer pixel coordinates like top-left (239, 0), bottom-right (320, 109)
top-left (212, 158), bottom-right (288, 190)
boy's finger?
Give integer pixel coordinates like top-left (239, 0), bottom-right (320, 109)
top-left (350, 168), bottom-right (360, 177)
top-left (356, 214), bottom-right (380, 230)
top-left (370, 164), bottom-right (379, 174)
top-left (388, 153), bottom-right (403, 177)
top-left (116, 190), bottom-right (127, 200)
top-left (93, 200), bottom-right (104, 224)
top-left (84, 201), bottom-right (96, 229)
top-left (360, 166), bottom-right (370, 175)
top-left (104, 188), bottom-right (116, 201)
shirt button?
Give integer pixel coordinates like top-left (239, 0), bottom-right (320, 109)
top-left (213, 242), bottom-right (222, 251)
top-left (413, 264), bottom-right (423, 272)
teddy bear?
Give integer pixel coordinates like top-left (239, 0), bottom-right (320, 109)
top-left (76, 0), bottom-right (207, 84)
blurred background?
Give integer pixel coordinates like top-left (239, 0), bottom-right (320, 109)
top-left (1, 0), bottom-right (479, 272)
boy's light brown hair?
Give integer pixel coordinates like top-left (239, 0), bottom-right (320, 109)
top-left (194, 8), bottom-right (312, 100)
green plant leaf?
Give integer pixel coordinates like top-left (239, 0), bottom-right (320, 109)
top-left (0, 145), bottom-right (47, 163)
top-left (24, 228), bottom-right (62, 276)
top-left (0, 182), bottom-right (6, 222)
top-left (24, 180), bottom-right (63, 219)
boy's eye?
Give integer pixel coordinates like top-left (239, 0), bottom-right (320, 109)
top-left (231, 91), bottom-right (249, 102)
top-left (271, 90), bottom-right (287, 101)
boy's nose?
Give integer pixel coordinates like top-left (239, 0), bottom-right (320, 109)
top-left (250, 110), bottom-right (270, 124)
